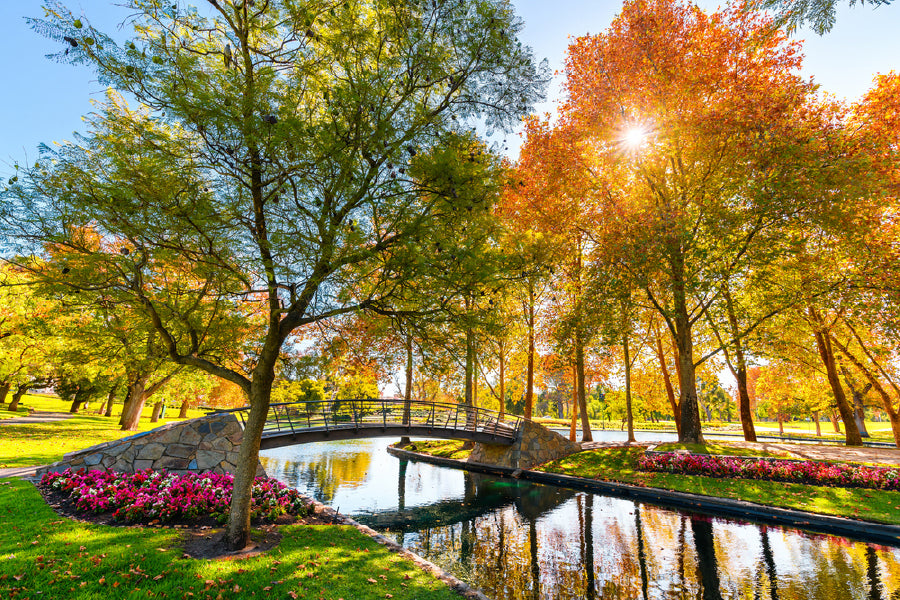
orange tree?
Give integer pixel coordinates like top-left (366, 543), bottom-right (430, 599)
top-left (0, 0), bottom-right (545, 550)
top-left (532, 0), bottom-right (878, 444)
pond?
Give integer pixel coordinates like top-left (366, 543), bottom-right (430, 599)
top-left (260, 438), bottom-right (900, 599)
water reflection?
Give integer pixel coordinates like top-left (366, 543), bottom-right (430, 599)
top-left (260, 438), bottom-right (900, 600)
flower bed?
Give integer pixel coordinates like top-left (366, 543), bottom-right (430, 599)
top-left (40, 468), bottom-right (311, 524)
top-left (638, 452), bottom-right (900, 491)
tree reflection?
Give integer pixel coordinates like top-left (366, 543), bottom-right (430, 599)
top-left (759, 526), bottom-right (779, 600)
top-left (867, 545), bottom-right (884, 600)
top-left (529, 517), bottom-right (541, 600)
top-left (634, 502), bottom-right (649, 600)
top-left (691, 517), bottom-right (723, 600)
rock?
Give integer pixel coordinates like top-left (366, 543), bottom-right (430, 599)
top-left (154, 456), bottom-right (189, 470)
top-left (136, 443), bottom-right (166, 460)
top-left (165, 444), bottom-right (196, 459)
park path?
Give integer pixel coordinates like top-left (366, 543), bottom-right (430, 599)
top-left (0, 410), bottom-right (75, 426)
top-left (0, 410), bottom-right (76, 479)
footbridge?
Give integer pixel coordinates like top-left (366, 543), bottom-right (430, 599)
top-left (37, 398), bottom-right (579, 478)
top-left (216, 399), bottom-right (524, 450)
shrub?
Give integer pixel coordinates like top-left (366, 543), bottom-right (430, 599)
top-left (41, 468), bottom-right (311, 524)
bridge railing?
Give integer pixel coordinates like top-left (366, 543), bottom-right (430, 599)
top-left (218, 398), bottom-right (524, 442)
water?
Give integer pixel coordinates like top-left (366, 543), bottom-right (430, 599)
top-left (260, 438), bottom-right (900, 599)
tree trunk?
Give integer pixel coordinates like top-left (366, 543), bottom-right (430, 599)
top-left (654, 333), bottom-right (680, 436)
top-left (721, 284), bottom-right (757, 442)
top-left (0, 381), bottom-right (10, 405)
top-left (840, 365), bottom-right (871, 437)
top-left (225, 375), bottom-right (271, 551)
top-left (179, 399), bottom-right (190, 418)
top-left (623, 333), bottom-right (635, 443)
top-left (150, 400), bottom-right (164, 423)
top-left (778, 411), bottom-right (784, 435)
top-left (97, 385), bottom-right (114, 415)
top-left (498, 346), bottom-right (506, 420)
top-left (673, 287), bottom-right (702, 442)
top-left (525, 285), bottom-right (535, 420)
top-left (809, 308), bottom-right (861, 446)
top-left (105, 391), bottom-right (115, 417)
top-left (569, 365), bottom-right (578, 442)
top-left (830, 410), bottom-right (841, 433)
top-left (473, 348), bottom-right (478, 409)
top-left (575, 332), bottom-right (592, 442)
top-left (8, 384), bottom-right (28, 412)
top-left (120, 376), bottom-right (148, 431)
top-left (69, 395), bottom-right (87, 414)
top-left (400, 333), bottom-right (413, 446)
top-left (813, 410), bottom-right (822, 437)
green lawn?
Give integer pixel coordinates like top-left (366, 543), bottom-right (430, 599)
top-left (401, 440), bottom-right (473, 460)
top-left (0, 479), bottom-right (456, 600)
top-left (538, 446), bottom-right (900, 525)
top-left (0, 395), bottom-right (210, 469)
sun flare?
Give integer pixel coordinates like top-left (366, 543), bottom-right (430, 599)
top-left (622, 126), bottom-right (648, 150)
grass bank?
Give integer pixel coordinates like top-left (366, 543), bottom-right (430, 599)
top-left (0, 395), bottom-right (209, 469)
top-left (405, 439), bottom-right (900, 526)
top-left (0, 479), bottom-right (457, 600)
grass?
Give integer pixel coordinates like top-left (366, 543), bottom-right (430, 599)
top-left (0, 479), bottom-right (457, 600)
top-left (537, 446), bottom-right (900, 526)
top-left (0, 395), bottom-right (210, 469)
top-left (401, 440), bottom-right (472, 460)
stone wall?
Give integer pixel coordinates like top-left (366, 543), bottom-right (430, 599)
top-left (36, 413), bottom-right (266, 478)
top-left (469, 419), bottom-right (581, 469)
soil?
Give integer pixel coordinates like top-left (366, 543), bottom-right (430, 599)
top-left (35, 481), bottom-right (343, 560)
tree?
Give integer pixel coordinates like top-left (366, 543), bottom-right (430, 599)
top-left (2, 0), bottom-right (545, 550)
top-left (551, 0), bottom-right (876, 444)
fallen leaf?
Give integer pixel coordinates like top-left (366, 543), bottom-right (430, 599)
top-left (367, 578), bottom-right (377, 584)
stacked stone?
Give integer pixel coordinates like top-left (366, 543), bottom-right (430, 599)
top-left (469, 419), bottom-right (581, 469)
top-left (36, 413), bottom-right (266, 478)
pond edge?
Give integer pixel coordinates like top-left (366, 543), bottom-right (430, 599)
top-left (296, 491), bottom-right (492, 600)
top-left (386, 445), bottom-right (900, 548)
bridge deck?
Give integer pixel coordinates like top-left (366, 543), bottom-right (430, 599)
top-left (217, 398), bottom-right (523, 448)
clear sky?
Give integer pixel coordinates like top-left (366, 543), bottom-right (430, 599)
top-left (1, 0), bottom-right (898, 177)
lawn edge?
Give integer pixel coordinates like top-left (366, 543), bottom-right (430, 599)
top-left (386, 445), bottom-right (900, 548)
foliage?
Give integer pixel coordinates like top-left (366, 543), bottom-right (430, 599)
top-left (745, 0), bottom-right (893, 34)
top-left (639, 451), bottom-right (900, 491)
top-left (41, 468), bottom-right (310, 524)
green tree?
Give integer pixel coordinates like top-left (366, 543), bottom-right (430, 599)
top-left (2, 0), bottom-right (544, 550)
top-left (745, 0), bottom-right (892, 34)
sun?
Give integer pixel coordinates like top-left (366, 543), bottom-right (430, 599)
top-left (622, 125), bottom-right (649, 151)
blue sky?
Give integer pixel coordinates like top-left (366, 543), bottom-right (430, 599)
top-left (1, 0), bottom-right (898, 177)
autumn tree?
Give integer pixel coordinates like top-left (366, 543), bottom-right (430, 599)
top-left (0, 0), bottom-right (544, 550)
top-left (553, 0), bottom-right (876, 444)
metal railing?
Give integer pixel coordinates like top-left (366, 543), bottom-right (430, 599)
top-left (217, 398), bottom-right (524, 443)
